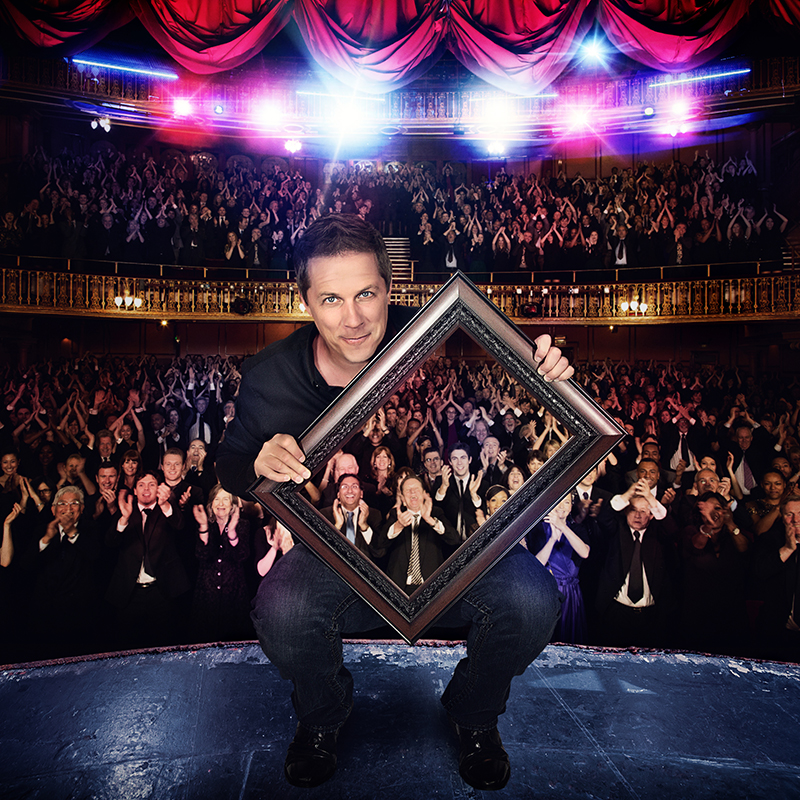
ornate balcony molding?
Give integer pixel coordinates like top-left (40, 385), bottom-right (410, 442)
top-left (1, 266), bottom-right (798, 326)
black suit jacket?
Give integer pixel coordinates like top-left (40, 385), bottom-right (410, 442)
top-left (434, 476), bottom-right (483, 541)
top-left (373, 507), bottom-right (460, 588)
top-left (320, 505), bottom-right (386, 563)
top-left (595, 517), bottom-right (678, 617)
top-left (105, 501), bottom-right (189, 607)
top-left (754, 522), bottom-right (799, 638)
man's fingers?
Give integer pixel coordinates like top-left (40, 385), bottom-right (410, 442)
top-left (255, 434), bottom-right (310, 483)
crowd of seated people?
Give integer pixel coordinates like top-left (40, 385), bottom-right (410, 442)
top-left (0, 144), bottom-right (790, 277)
top-left (2, 348), bottom-right (800, 664)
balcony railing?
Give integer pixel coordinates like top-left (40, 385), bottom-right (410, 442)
top-left (1, 258), bottom-right (798, 325)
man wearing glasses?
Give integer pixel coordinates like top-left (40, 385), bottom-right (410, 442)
top-left (28, 487), bottom-right (102, 656)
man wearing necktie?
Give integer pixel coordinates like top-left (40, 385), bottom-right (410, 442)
top-left (374, 475), bottom-right (460, 590)
top-left (727, 421), bottom-right (777, 496)
top-left (320, 474), bottom-right (385, 566)
top-left (27, 486), bottom-right (101, 657)
top-left (105, 471), bottom-right (188, 648)
top-left (595, 495), bottom-right (678, 648)
top-left (435, 443), bottom-right (484, 542)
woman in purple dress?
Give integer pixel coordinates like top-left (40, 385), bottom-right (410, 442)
top-left (526, 493), bottom-right (590, 644)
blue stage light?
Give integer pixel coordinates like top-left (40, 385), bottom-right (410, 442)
top-left (72, 58), bottom-right (178, 81)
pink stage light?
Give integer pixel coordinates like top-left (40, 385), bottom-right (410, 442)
top-left (173, 98), bottom-right (193, 117)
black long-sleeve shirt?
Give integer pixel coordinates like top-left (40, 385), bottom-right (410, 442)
top-left (216, 305), bottom-right (416, 498)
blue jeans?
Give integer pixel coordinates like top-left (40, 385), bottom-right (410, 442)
top-left (251, 543), bottom-right (561, 733)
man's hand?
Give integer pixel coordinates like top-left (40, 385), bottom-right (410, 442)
top-left (255, 433), bottom-right (311, 483)
top-left (157, 482), bottom-right (172, 510)
top-left (533, 334), bottom-right (573, 382)
top-left (332, 498), bottom-right (344, 529)
top-left (358, 499), bottom-right (370, 530)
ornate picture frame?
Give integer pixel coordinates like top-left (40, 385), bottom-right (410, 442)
top-left (250, 272), bottom-right (624, 643)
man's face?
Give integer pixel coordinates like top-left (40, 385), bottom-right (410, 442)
top-left (423, 451), bottom-right (442, 476)
top-left (449, 448), bottom-right (471, 479)
top-left (135, 474), bottom-right (159, 506)
top-left (97, 466), bottom-right (118, 491)
top-left (772, 457), bottom-right (792, 479)
top-left (303, 251), bottom-right (390, 382)
top-left (52, 491), bottom-right (83, 532)
top-left (98, 436), bottom-right (114, 458)
top-left (334, 454), bottom-right (359, 479)
top-left (474, 422), bottom-right (489, 444)
top-left (694, 469), bottom-right (720, 493)
top-left (782, 501), bottom-right (800, 537)
top-left (401, 477), bottom-right (425, 513)
top-left (195, 396), bottom-right (209, 414)
top-left (385, 407), bottom-right (397, 427)
top-left (337, 476), bottom-right (362, 511)
top-left (162, 454), bottom-right (184, 482)
top-left (188, 439), bottom-right (206, 463)
top-left (151, 413), bottom-right (165, 432)
top-left (65, 457), bottom-right (80, 479)
top-left (636, 461), bottom-right (660, 488)
top-left (735, 427), bottom-right (752, 451)
top-left (641, 443), bottom-right (660, 462)
top-left (626, 496), bottom-right (654, 530)
top-left (482, 437), bottom-right (500, 461)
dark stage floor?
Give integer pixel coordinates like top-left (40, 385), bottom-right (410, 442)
top-left (1, 642), bottom-right (799, 799)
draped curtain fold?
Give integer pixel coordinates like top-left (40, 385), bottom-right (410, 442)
top-left (292, 0), bottom-right (446, 90)
top-left (597, 0), bottom-right (755, 73)
top-left (447, 0), bottom-right (594, 95)
top-left (129, 0), bottom-right (295, 74)
top-left (0, 0), bottom-right (132, 51)
top-left (0, 0), bottom-right (794, 92)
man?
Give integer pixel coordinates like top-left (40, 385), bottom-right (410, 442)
top-left (373, 474), bottom-right (460, 589)
top-left (435, 443), bottom-right (484, 541)
top-left (320, 473), bottom-right (385, 565)
top-left (727, 421), bottom-right (778, 496)
top-left (105, 471), bottom-right (189, 648)
top-left (479, 436), bottom-right (507, 489)
top-left (419, 447), bottom-right (443, 494)
top-left (26, 486), bottom-right (101, 655)
top-left (595, 495), bottom-right (678, 647)
top-left (611, 459), bottom-right (674, 520)
top-left (216, 214), bottom-right (570, 791)
top-left (755, 494), bottom-right (800, 659)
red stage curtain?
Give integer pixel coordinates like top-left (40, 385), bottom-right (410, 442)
top-left (448, 0), bottom-right (594, 95)
top-left (1, 0), bottom-right (796, 90)
top-left (769, 0), bottom-right (800, 26)
top-left (129, 0), bottom-right (295, 74)
top-left (597, 0), bottom-right (755, 73)
top-left (0, 0), bottom-right (132, 51)
top-left (292, 0), bottom-right (446, 90)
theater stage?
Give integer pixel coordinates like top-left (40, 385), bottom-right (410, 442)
top-left (1, 641), bottom-right (799, 799)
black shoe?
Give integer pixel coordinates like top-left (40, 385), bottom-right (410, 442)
top-left (283, 723), bottom-right (338, 788)
top-left (453, 723), bottom-right (511, 791)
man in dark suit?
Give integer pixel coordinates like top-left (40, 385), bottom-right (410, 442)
top-left (608, 223), bottom-right (639, 268)
top-left (25, 486), bottom-right (102, 656)
top-left (320, 474), bottom-right (385, 567)
top-left (726, 421), bottom-right (779, 496)
top-left (105, 471), bottom-right (189, 648)
top-left (754, 494), bottom-right (800, 659)
top-left (434, 443), bottom-right (483, 542)
top-left (374, 474), bottom-right (460, 592)
top-left (595, 495), bottom-right (678, 648)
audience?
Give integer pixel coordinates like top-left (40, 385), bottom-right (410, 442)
top-left (1, 144), bottom-right (790, 276)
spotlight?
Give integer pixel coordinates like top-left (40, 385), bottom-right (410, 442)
top-left (583, 41), bottom-right (604, 63)
top-left (644, 106), bottom-right (655, 116)
top-left (567, 108), bottom-right (592, 130)
top-left (285, 139), bottom-right (302, 154)
top-left (174, 98), bottom-right (193, 117)
top-left (91, 119), bottom-right (98, 130)
top-left (213, 104), bottom-right (224, 115)
top-left (99, 115), bottom-right (111, 132)
top-left (255, 103), bottom-right (282, 127)
top-left (487, 142), bottom-right (505, 156)
top-left (160, 319), bottom-right (168, 327)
